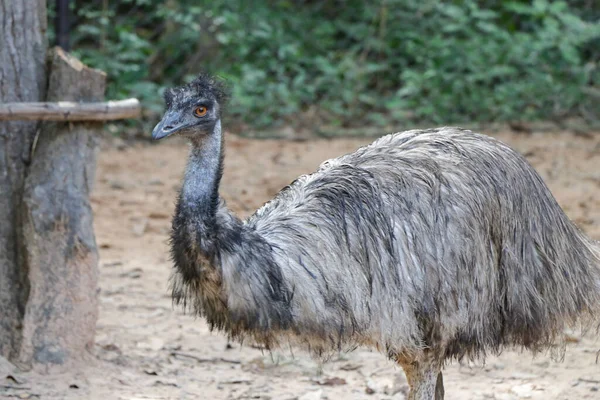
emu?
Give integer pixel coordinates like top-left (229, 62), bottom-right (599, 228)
top-left (152, 73), bottom-right (600, 400)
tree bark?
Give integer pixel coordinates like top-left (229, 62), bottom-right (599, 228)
top-left (1, 3), bottom-right (104, 370)
top-left (18, 48), bottom-right (105, 369)
top-left (0, 0), bottom-right (47, 361)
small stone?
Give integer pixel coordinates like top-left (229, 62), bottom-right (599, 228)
top-left (131, 219), bottom-right (148, 236)
top-left (136, 337), bottom-right (164, 351)
top-left (366, 379), bottom-right (378, 395)
top-left (299, 389), bottom-right (322, 400)
top-left (148, 211), bottom-right (170, 219)
top-left (119, 268), bottom-right (143, 279)
top-left (316, 377), bottom-right (346, 386)
top-left (100, 343), bottom-right (120, 352)
top-left (387, 373), bottom-right (408, 396)
top-left (102, 261), bottom-right (123, 267)
top-left (147, 179), bottom-right (164, 186)
top-left (109, 180), bottom-right (126, 190)
top-left (366, 377), bottom-right (394, 395)
top-left (339, 362), bottom-right (361, 371)
top-left (511, 383), bottom-right (535, 398)
top-left (153, 378), bottom-right (178, 387)
top-left (509, 372), bottom-right (538, 380)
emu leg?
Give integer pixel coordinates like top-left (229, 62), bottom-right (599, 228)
top-left (435, 371), bottom-right (444, 399)
top-left (397, 357), bottom-right (444, 400)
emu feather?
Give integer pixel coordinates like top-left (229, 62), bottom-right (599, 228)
top-left (154, 74), bottom-right (600, 400)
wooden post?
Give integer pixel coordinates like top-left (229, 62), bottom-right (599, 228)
top-left (17, 48), bottom-right (105, 370)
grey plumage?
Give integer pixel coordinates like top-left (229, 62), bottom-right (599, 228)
top-left (153, 74), bottom-right (600, 400)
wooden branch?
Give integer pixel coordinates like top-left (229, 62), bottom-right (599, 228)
top-left (0, 99), bottom-right (141, 121)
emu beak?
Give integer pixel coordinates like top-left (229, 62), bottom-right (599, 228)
top-left (152, 112), bottom-right (182, 140)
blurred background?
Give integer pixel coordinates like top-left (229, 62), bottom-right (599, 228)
top-left (2, 2), bottom-right (600, 399)
top-left (49, 0), bottom-right (600, 137)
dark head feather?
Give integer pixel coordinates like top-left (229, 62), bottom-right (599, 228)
top-left (163, 72), bottom-right (231, 110)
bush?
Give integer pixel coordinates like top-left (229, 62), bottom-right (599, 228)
top-left (63, 0), bottom-right (600, 132)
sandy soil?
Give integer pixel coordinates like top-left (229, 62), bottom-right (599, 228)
top-left (2, 129), bottom-right (600, 400)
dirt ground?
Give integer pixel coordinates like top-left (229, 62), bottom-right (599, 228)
top-left (2, 128), bottom-right (600, 400)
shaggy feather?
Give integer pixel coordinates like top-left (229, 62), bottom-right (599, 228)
top-left (159, 76), bottom-right (600, 398)
top-left (170, 125), bottom-right (600, 362)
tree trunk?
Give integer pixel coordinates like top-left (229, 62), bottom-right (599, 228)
top-left (1, 2), bottom-right (103, 371)
top-left (17, 48), bottom-right (105, 370)
top-left (0, 0), bottom-right (47, 361)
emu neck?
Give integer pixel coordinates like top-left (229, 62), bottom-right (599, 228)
top-left (182, 120), bottom-right (224, 225)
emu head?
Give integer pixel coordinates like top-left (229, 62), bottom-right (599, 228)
top-left (152, 73), bottom-right (229, 140)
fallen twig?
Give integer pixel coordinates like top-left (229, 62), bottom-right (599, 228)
top-left (578, 378), bottom-right (600, 384)
top-left (1, 384), bottom-right (31, 390)
top-left (170, 351), bottom-right (241, 364)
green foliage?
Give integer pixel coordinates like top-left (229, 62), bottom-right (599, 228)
top-left (62, 0), bottom-right (599, 131)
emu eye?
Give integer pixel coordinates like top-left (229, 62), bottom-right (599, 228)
top-left (194, 106), bottom-right (208, 117)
